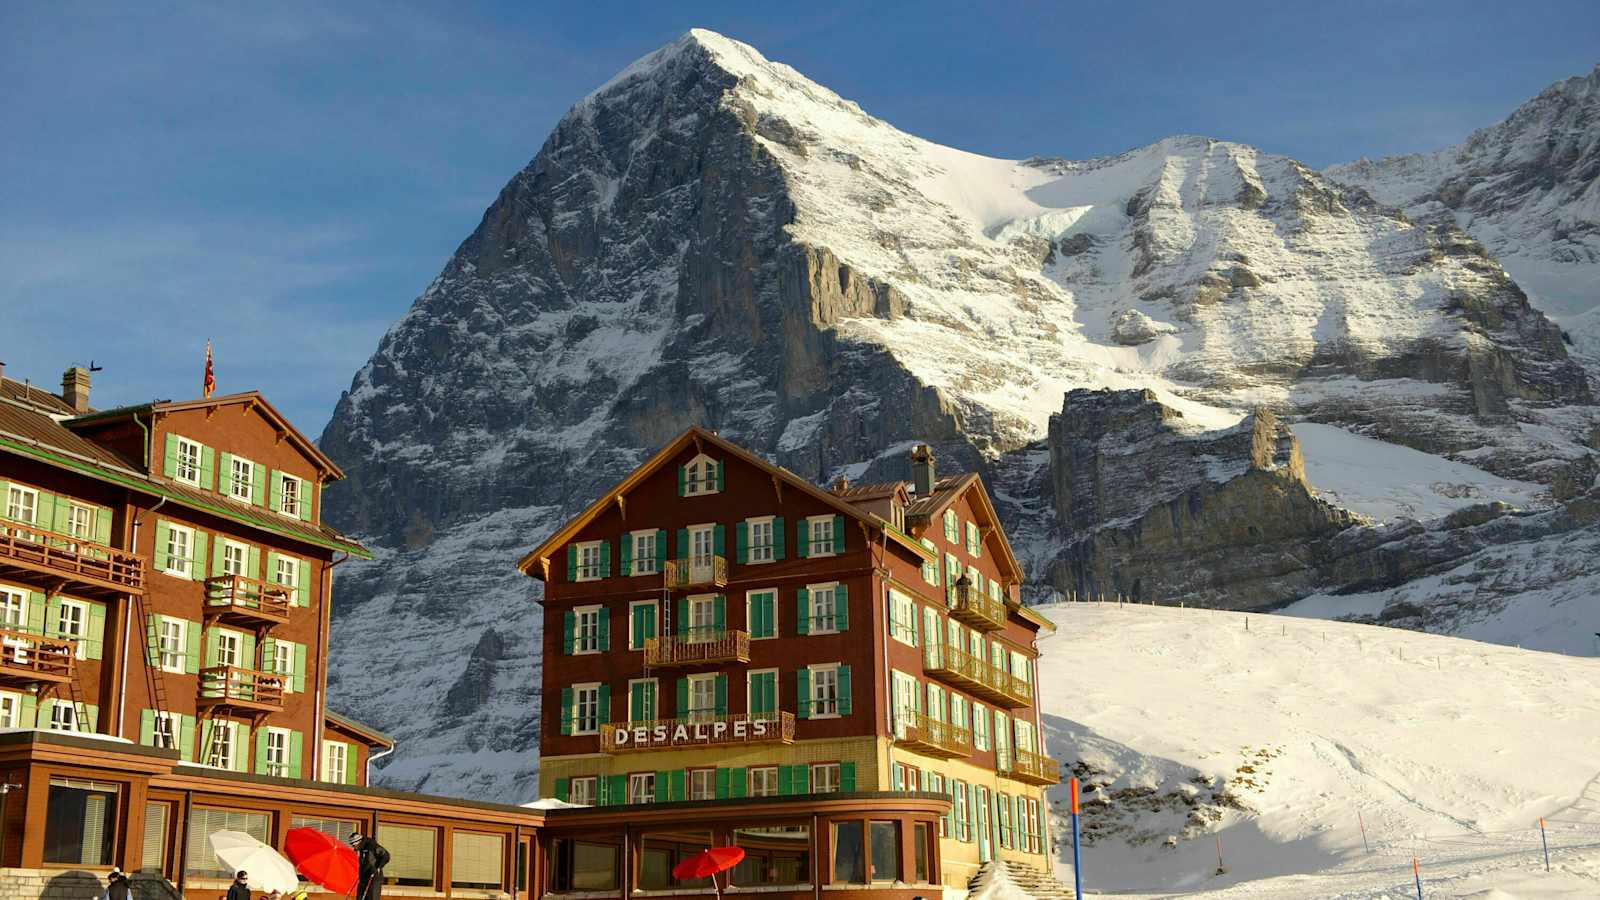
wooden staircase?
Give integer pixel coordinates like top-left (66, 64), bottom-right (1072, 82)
top-left (967, 860), bottom-right (1076, 899)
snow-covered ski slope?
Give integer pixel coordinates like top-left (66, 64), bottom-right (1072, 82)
top-left (1034, 603), bottom-right (1600, 897)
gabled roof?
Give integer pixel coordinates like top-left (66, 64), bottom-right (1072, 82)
top-left (831, 481), bottom-right (909, 503)
top-left (0, 377), bottom-right (76, 416)
top-left (905, 472), bottom-right (1025, 586)
top-left (67, 391), bottom-right (346, 481)
top-left (517, 426), bottom-right (933, 579)
top-left (326, 710), bottom-right (396, 749)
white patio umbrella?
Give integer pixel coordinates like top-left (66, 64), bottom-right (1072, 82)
top-left (210, 830), bottom-right (300, 894)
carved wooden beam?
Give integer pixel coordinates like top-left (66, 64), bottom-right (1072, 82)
top-left (274, 429), bottom-right (287, 446)
top-left (205, 406), bottom-right (216, 421)
top-left (538, 557), bottom-right (551, 580)
top-left (242, 399), bottom-right (256, 417)
top-left (692, 434), bottom-right (704, 454)
top-left (771, 474), bottom-right (783, 502)
top-left (616, 494), bottom-right (626, 520)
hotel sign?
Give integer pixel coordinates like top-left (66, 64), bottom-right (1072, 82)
top-left (602, 712), bottom-right (795, 753)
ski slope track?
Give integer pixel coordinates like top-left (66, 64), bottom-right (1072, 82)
top-left (315, 30), bottom-right (1600, 799)
top-left (1035, 603), bottom-right (1600, 898)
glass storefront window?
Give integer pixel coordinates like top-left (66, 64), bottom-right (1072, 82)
top-left (552, 839), bottom-right (618, 892)
top-left (869, 821), bottom-right (899, 882)
top-left (186, 807), bottom-right (270, 878)
top-left (44, 778), bottom-right (119, 866)
top-left (732, 825), bottom-right (810, 887)
top-left (378, 823), bottom-right (438, 888)
top-left (831, 821), bottom-right (864, 884)
top-left (913, 822), bottom-right (930, 884)
top-left (451, 831), bottom-right (504, 890)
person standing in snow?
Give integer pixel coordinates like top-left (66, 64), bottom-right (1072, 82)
top-left (350, 831), bottom-right (391, 900)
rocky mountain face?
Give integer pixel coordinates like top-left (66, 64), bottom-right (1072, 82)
top-left (317, 31), bottom-right (1600, 798)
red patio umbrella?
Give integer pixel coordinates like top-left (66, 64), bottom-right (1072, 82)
top-left (284, 827), bottom-right (360, 895)
top-left (672, 846), bottom-right (745, 898)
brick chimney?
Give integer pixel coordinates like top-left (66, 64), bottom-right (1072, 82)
top-left (910, 444), bottom-right (936, 496)
top-left (832, 475), bottom-right (850, 493)
top-left (61, 366), bottom-right (91, 413)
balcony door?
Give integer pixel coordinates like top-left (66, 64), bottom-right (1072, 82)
top-left (687, 595), bottom-right (716, 644)
top-left (1, 587), bottom-right (29, 664)
top-left (688, 524), bottom-right (715, 582)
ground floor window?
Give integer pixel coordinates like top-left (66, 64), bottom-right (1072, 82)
top-left (186, 807), bottom-right (270, 878)
top-left (811, 762), bottom-right (840, 794)
top-left (378, 823), bottom-right (438, 887)
top-left (730, 825), bottom-right (810, 886)
top-left (44, 778), bottom-right (119, 865)
top-left (749, 766), bottom-right (779, 797)
top-left (913, 822), bottom-right (931, 884)
top-left (290, 815), bottom-right (359, 845)
top-left (832, 820), bottom-right (865, 883)
top-left (628, 772), bottom-right (656, 804)
top-left (869, 821), bottom-right (900, 882)
top-left (552, 839), bottom-right (619, 892)
top-left (451, 831), bottom-right (504, 890)
top-left (689, 767), bottom-right (716, 801)
top-left (141, 801), bottom-right (171, 874)
top-left (569, 775), bottom-right (597, 806)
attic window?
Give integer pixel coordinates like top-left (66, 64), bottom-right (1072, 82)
top-left (680, 454), bottom-right (723, 497)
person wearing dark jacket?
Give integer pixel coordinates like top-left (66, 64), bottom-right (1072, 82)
top-left (99, 868), bottom-right (131, 900)
top-left (350, 832), bottom-right (391, 900)
top-left (226, 871), bottom-right (252, 900)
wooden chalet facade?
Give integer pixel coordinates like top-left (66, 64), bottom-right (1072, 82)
top-left (518, 427), bottom-right (1059, 895)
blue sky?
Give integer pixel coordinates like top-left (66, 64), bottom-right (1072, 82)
top-left (4, 1), bottom-right (1596, 431)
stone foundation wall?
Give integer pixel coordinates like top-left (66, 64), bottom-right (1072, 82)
top-left (0, 869), bottom-right (180, 900)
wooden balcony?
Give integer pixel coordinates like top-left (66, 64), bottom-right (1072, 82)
top-left (204, 574), bottom-right (291, 627)
top-left (601, 712), bottom-right (795, 753)
top-left (924, 642), bottom-right (1034, 709)
top-left (895, 710), bottom-right (970, 760)
top-left (0, 628), bottom-right (75, 686)
top-left (663, 556), bottom-right (728, 589)
top-left (197, 666), bottom-right (285, 713)
top-left (948, 588), bottom-right (1007, 633)
top-left (0, 524), bottom-right (144, 599)
top-left (1003, 747), bottom-right (1061, 786)
top-left (645, 628), bottom-right (750, 668)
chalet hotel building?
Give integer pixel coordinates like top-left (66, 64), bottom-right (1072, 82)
top-left (518, 426), bottom-right (1060, 894)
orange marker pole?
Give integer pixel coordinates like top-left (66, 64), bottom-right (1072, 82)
top-left (1413, 857), bottom-right (1423, 899)
top-left (1539, 817), bottom-right (1550, 872)
top-left (1070, 777), bottom-right (1083, 898)
top-left (1357, 809), bottom-right (1370, 854)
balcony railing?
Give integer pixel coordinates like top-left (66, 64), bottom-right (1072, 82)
top-left (924, 642), bottom-right (1034, 709)
top-left (0, 628), bottom-right (75, 685)
top-left (600, 712), bottom-right (795, 753)
top-left (949, 588), bottom-right (1007, 633)
top-left (0, 523), bottom-right (144, 596)
top-left (895, 710), bottom-right (970, 759)
top-left (645, 628), bottom-right (750, 668)
top-left (205, 574), bottom-right (291, 625)
top-left (1003, 747), bottom-right (1061, 786)
top-left (197, 666), bottom-right (285, 712)
top-left (663, 556), bottom-right (728, 589)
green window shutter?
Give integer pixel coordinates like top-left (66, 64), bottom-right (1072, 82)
top-left (218, 453), bottom-right (234, 493)
top-left (234, 724), bottom-right (251, 772)
top-left (296, 557), bottom-right (311, 606)
top-left (631, 607), bottom-right (645, 650)
top-left (251, 463), bottom-right (266, 506)
top-left (262, 637), bottom-right (277, 672)
top-left (836, 584), bottom-right (849, 631)
top-left (49, 494), bottom-right (71, 535)
top-left (676, 465), bottom-right (686, 497)
top-left (833, 515), bottom-right (845, 553)
top-left (675, 527), bottom-right (688, 559)
top-left (269, 469), bottom-right (283, 511)
top-left (184, 621), bottom-right (201, 674)
top-left (180, 715), bottom-right (195, 762)
top-left (293, 643), bottom-right (307, 693)
top-left (609, 774), bottom-right (626, 806)
top-left (656, 771), bottom-right (671, 802)
top-left (778, 765), bottom-right (793, 796)
top-left (655, 529), bottom-right (667, 564)
top-left (735, 522), bottom-right (748, 564)
top-left (139, 709), bottom-right (154, 746)
top-left (838, 665), bottom-right (853, 716)
top-left (82, 704), bottom-right (98, 732)
top-left (241, 633), bottom-right (257, 669)
top-left (562, 611), bottom-right (575, 654)
top-left (163, 434), bottom-right (180, 478)
top-left (630, 683), bottom-right (645, 721)
top-left (599, 541), bottom-right (611, 577)
top-left (255, 728), bottom-right (271, 774)
top-left (713, 524), bottom-right (726, 557)
top-left (189, 531), bottom-right (208, 582)
top-left (265, 550), bottom-right (281, 584)
top-left (93, 507), bottom-right (112, 546)
top-left (840, 761), bottom-right (857, 792)
top-left (153, 520), bottom-right (171, 571)
top-left (247, 546), bottom-right (261, 579)
top-left (299, 478), bottom-right (313, 522)
top-left (18, 694), bottom-right (36, 728)
top-left (676, 597), bottom-right (688, 637)
top-left (345, 742), bottom-right (359, 784)
top-left (797, 520), bottom-right (810, 558)
top-left (676, 677), bottom-right (689, 716)
top-left (619, 534), bottom-right (632, 576)
top-left (559, 687), bottom-right (573, 736)
top-left (773, 517), bottom-right (786, 560)
top-left (199, 445), bottom-right (216, 489)
top-left (210, 537), bottom-right (226, 578)
top-left (670, 769), bottom-right (685, 801)
top-left (289, 731), bottom-right (303, 779)
top-left (597, 683), bottom-right (611, 725)
top-left (598, 608), bottom-right (610, 651)
top-left (713, 595), bottom-right (726, 631)
top-left (85, 604), bottom-right (105, 660)
top-left (730, 768), bottom-right (747, 799)
top-left (796, 669), bottom-right (811, 719)
top-left (714, 673), bottom-right (728, 716)
top-left (554, 778), bottom-right (570, 802)
top-left (44, 596), bottom-right (62, 638)
top-left (714, 767), bottom-right (730, 799)
top-left (797, 588), bottom-right (810, 635)
top-left (715, 460), bottom-right (725, 492)
top-left (794, 764), bottom-right (810, 794)
top-left (566, 545), bottom-right (577, 582)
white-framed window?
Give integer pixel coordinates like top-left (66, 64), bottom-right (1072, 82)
top-left (950, 694), bottom-right (968, 734)
top-left (0, 587), bottom-right (25, 630)
top-left (966, 565), bottom-right (982, 597)
top-left (0, 691), bottom-right (21, 728)
top-left (66, 504), bottom-right (94, 543)
top-left (746, 516), bottom-right (775, 563)
top-left (749, 766), bottom-right (779, 798)
top-left (165, 523), bottom-right (195, 577)
top-left (809, 663), bottom-right (840, 718)
top-left (688, 524), bottom-right (715, 564)
top-left (943, 509), bottom-right (958, 542)
top-left (569, 776), bottom-right (598, 806)
top-left (273, 641), bottom-right (295, 692)
top-left (683, 454), bottom-right (720, 496)
top-left (321, 740), bottom-right (349, 783)
top-left (811, 763), bottom-right (840, 794)
top-left (159, 618), bottom-right (186, 673)
top-left (891, 670), bottom-right (919, 738)
top-left (920, 539), bottom-right (938, 584)
top-left (56, 599), bottom-right (87, 659)
top-left (808, 583), bottom-right (840, 634)
top-left (573, 683), bottom-right (601, 735)
top-left (5, 484), bottom-right (38, 531)
top-left (628, 772), bottom-right (656, 804)
top-left (49, 701), bottom-right (78, 732)
top-left (1012, 651), bottom-right (1031, 686)
top-left (806, 515), bottom-right (835, 557)
top-left (687, 672), bottom-right (717, 721)
top-left (574, 605), bottom-right (602, 654)
top-left (264, 727), bottom-right (291, 777)
top-left (954, 780), bottom-right (971, 842)
top-left (216, 630), bottom-right (241, 668)
top-left (174, 437), bottom-right (203, 486)
top-left (278, 473), bottom-right (301, 517)
top-left (153, 711), bottom-right (179, 750)
top-left (687, 594), bottom-right (717, 642)
top-left (990, 578), bottom-right (1003, 604)
top-left (973, 701), bottom-right (990, 751)
top-left (273, 554), bottom-right (301, 604)
top-left (689, 767), bottom-right (717, 801)
top-left (630, 530), bottom-right (659, 576)
top-left (574, 540), bottom-right (603, 581)
top-left (228, 455), bottom-right (256, 502)
top-left (889, 588), bottom-right (917, 646)
top-left (627, 600), bottom-right (657, 651)
top-left (966, 520), bottom-right (981, 556)
top-left (1015, 719), bottom-right (1036, 755)
top-left (221, 539), bottom-right (249, 577)
top-left (928, 773), bottom-right (946, 837)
